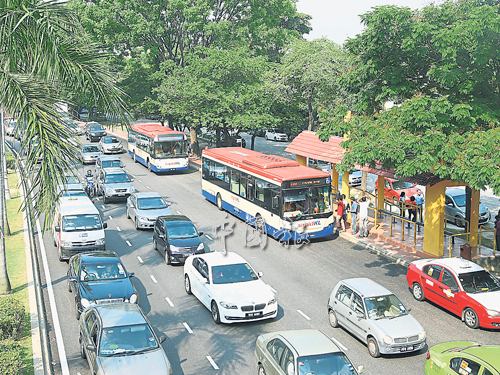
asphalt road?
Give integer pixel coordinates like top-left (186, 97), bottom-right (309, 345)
top-left (9, 134), bottom-right (500, 375)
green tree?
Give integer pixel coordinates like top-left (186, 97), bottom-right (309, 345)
top-left (0, 0), bottom-right (127, 293)
top-left (318, 1), bottom-right (500, 194)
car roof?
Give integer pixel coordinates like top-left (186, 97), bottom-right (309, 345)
top-left (103, 168), bottom-right (127, 174)
top-left (446, 187), bottom-right (465, 196)
top-left (57, 196), bottom-right (99, 216)
top-left (135, 192), bottom-right (162, 199)
top-left (97, 155), bottom-right (121, 161)
top-left (159, 214), bottom-right (191, 223)
top-left (412, 258), bottom-right (485, 274)
top-left (198, 251), bottom-right (247, 266)
top-left (273, 330), bottom-right (341, 356)
top-left (95, 303), bottom-right (146, 328)
top-left (78, 251), bottom-right (120, 263)
top-left (340, 278), bottom-right (392, 297)
top-left (460, 345), bottom-right (500, 368)
top-left (82, 143), bottom-right (99, 149)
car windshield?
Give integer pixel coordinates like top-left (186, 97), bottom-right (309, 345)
top-left (166, 222), bottom-right (198, 239)
top-left (90, 125), bottom-right (104, 131)
top-left (66, 176), bottom-right (79, 184)
top-left (452, 193), bottom-right (466, 207)
top-left (83, 146), bottom-right (99, 153)
top-left (60, 190), bottom-right (86, 197)
top-left (364, 294), bottom-right (408, 320)
top-left (62, 214), bottom-right (102, 231)
top-left (211, 263), bottom-right (258, 284)
top-left (79, 261), bottom-right (127, 281)
top-left (99, 323), bottom-right (158, 357)
top-left (104, 137), bottom-right (119, 144)
top-left (459, 270), bottom-right (500, 293)
top-left (298, 352), bottom-right (358, 375)
top-left (102, 160), bottom-right (122, 168)
top-left (138, 197), bottom-right (167, 210)
top-left (283, 186), bottom-right (331, 217)
top-left (105, 173), bottom-right (130, 183)
top-left (391, 180), bottom-right (415, 190)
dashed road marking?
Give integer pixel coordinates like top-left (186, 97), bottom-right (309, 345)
top-left (297, 309), bottom-right (311, 321)
top-left (109, 215), bottom-right (113, 220)
top-left (116, 226), bottom-right (121, 232)
top-left (206, 356), bottom-right (219, 370)
top-left (137, 256), bottom-right (143, 264)
top-left (150, 275), bottom-right (158, 284)
top-left (183, 322), bottom-right (193, 334)
top-left (138, 179), bottom-right (142, 182)
top-left (269, 286), bottom-right (277, 293)
top-left (330, 337), bottom-right (348, 351)
top-left (176, 210), bottom-right (181, 215)
top-left (101, 205), bottom-right (106, 209)
top-left (146, 185), bottom-right (151, 190)
top-left (205, 234), bottom-right (213, 240)
top-left (126, 240), bottom-right (132, 247)
top-left (165, 297), bottom-right (174, 307)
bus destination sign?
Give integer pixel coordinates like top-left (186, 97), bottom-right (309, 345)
top-left (284, 178), bottom-right (329, 189)
top-left (157, 134), bottom-right (185, 142)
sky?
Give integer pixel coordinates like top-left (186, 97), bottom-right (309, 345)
top-left (296, 0), bottom-right (431, 45)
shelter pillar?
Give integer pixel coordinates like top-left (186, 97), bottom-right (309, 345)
top-left (341, 171), bottom-right (350, 200)
top-left (377, 175), bottom-right (385, 211)
top-left (469, 188), bottom-right (480, 247)
top-left (296, 155), bottom-right (307, 166)
top-left (331, 165), bottom-right (339, 195)
top-left (423, 181), bottom-right (447, 257)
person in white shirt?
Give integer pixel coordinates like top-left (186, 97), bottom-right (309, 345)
top-left (358, 196), bottom-right (370, 237)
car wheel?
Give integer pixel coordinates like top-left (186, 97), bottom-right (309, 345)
top-left (53, 237), bottom-right (57, 247)
top-left (367, 337), bottom-right (380, 358)
top-left (464, 308), bottom-right (479, 329)
top-left (211, 300), bottom-right (221, 324)
top-left (147, 160), bottom-right (152, 172)
top-left (75, 300), bottom-right (81, 320)
top-left (328, 309), bottom-right (339, 328)
top-left (103, 195), bottom-right (109, 204)
top-left (412, 282), bottom-right (425, 301)
top-left (184, 275), bottom-right (192, 295)
top-left (265, 135), bottom-right (268, 140)
top-left (79, 335), bottom-right (86, 359)
top-left (135, 217), bottom-right (140, 230)
top-left (67, 279), bottom-right (72, 293)
top-left (58, 246), bottom-right (64, 262)
top-left (133, 151), bottom-right (137, 163)
top-left (258, 364), bottom-right (267, 375)
top-left (216, 193), bottom-right (223, 211)
top-left (153, 238), bottom-right (158, 251)
top-left (165, 250), bottom-right (171, 265)
top-left (126, 207), bottom-right (130, 219)
top-left (455, 216), bottom-right (464, 227)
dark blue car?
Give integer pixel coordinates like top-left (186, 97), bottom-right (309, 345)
top-left (67, 251), bottom-right (137, 319)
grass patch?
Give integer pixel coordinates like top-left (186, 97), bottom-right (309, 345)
top-left (2, 170), bottom-right (34, 375)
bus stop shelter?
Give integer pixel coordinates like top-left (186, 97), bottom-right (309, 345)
top-left (285, 131), bottom-right (483, 257)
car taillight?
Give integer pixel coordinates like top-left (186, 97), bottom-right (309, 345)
top-left (426, 350), bottom-right (430, 360)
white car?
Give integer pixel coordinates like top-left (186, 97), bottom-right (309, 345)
top-left (265, 128), bottom-right (288, 142)
top-left (184, 252), bottom-right (277, 324)
top-left (98, 136), bottom-right (123, 154)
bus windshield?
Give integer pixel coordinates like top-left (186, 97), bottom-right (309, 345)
top-left (283, 186), bottom-right (331, 217)
top-left (153, 140), bottom-right (187, 159)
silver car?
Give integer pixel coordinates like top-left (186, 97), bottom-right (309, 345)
top-left (328, 278), bottom-right (426, 358)
top-left (126, 192), bottom-right (171, 229)
top-left (95, 155), bottom-right (125, 175)
top-left (80, 144), bottom-right (102, 165)
top-left (79, 303), bottom-right (173, 375)
top-left (96, 167), bottom-right (135, 203)
top-left (99, 136), bottom-right (123, 154)
top-left (445, 187), bottom-right (491, 226)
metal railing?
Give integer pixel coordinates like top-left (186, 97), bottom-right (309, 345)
top-left (389, 215), bottom-right (420, 247)
top-left (444, 213), bottom-right (469, 233)
top-left (448, 227), bottom-right (497, 257)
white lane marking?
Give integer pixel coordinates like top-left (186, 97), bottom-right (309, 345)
top-left (330, 337), bottom-right (348, 351)
top-left (109, 215), bottom-right (113, 220)
top-left (269, 285), bottom-right (277, 293)
top-left (146, 185), bottom-right (151, 190)
top-left (137, 256), bottom-right (144, 264)
top-left (183, 322), bottom-right (193, 334)
top-left (150, 275), bottom-right (158, 284)
top-left (206, 356), bottom-right (219, 370)
top-left (176, 210), bottom-right (181, 215)
top-left (138, 179), bottom-right (142, 182)
top-left (101, 205), bottom-right (106, 209)
top-left (116, 226), bottom-right (121, 232)
top-left (297, 309), bottom-right (311, 321)
top-left (205, 234), bottom-right (213, 240)
top-left (126, 240), bottom-right (132, 247)
top-left (165, 297), bottom-right (174, 307)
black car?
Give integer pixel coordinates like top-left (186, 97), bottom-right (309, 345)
top-left (67, 251), bottom-right (137, 319)
top-left (153, 215), bottom-right (206, 265)
top-left (85, 122), bottom-right (107, 142)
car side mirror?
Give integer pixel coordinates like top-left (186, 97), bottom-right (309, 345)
top-left (358, 365), bottom-right (364, 374)
top-left (159, 335), bottom-right (167, 344)
top-left (69, 277), bottom-right (77, 282)
top-left (86, 344), bottom-right (96, 352)
top-left (55, 225), bottom-right (60, 232)
top-left (198, 231), bottom-right (204, 236)
top-left (158, 233), bottom-right (165, 239)
top-left (103, 223), bottom-right (108, 229)
top-left (406, 307), bottom-right (412, 312)
top-left (451, 287), bottom-right (459, 294)
top-left (166, 202), bottom-right (172, 206)
top-left (257, 271), bottom-right (263, 278)
top-left (356, 312), bottom-right (364, 319)
top-left (128, 272), bottom-right (135, 278)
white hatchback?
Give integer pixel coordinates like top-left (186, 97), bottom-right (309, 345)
top-left (184, 252), bottom-right (277, 324)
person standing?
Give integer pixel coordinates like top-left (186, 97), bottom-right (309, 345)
top-left (350, 196), bottom-right (359, 234)
top-left (408, 196), bottom-right (417, 228)
top-left (414, 189), bottom-right (425, 221)
top-left (399, 191), bottom-right (406, 218)
top-left (495, 215), bottom-right (500, 253)
top-left (359, 196), bottom-right (370, 237)
top-left (336, 194), bottom-right (345, 231)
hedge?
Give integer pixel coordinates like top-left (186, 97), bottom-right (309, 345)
top-left (0, 296), bottom-right (25, 340)
top-left (0, 340), bottom-right (23, 375)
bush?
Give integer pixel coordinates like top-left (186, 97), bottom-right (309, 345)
top-left (5, 152), bottom-right (16, 170)
top-left (0, 296), bottom-right (25, 340)
top-left (0, 340), bottom-right (23, 375)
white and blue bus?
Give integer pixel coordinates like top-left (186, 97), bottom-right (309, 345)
top-left (202, 147), bottom-right (335, 241)
top-left (128, 124), bottom-right (189, 172)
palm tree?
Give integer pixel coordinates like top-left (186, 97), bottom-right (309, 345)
top-left (0, 0), bottom-right (128, 294)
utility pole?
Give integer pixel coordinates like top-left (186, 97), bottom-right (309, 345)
top-left (0, 106), bottom-right (12, 294)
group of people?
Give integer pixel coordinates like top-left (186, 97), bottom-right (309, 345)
top-left (336, 194), bottom-right (370, 237)
top-left (398, 189), bottom-right (425, 227)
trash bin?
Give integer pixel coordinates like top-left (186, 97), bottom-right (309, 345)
top-left (461, 244), bottom-right (472, 261)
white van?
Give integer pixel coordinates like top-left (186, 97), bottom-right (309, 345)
top-left (52, 196), bottom-right (107, 261)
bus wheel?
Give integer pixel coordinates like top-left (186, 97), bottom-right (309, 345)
top-left (133, 151), bottom-right (137, 163)
top-left (216, 193), bottom-right (223, 211)
top-left (147, 160), bottom-right (152, 171)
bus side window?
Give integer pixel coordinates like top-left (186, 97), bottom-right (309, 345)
top-left (247, 177), bottom-right (254, 201)
top-left (230, 170), bottom-right (240, 195)
top-left (255, 178), bottom-right (265, 202)
top-left (240, 175), bottom-right (248, 198)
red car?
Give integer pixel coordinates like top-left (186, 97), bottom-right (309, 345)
top-left (375, 178), bottom-right (418, 202)
top-left (406, 258), bottom-right (500, 329)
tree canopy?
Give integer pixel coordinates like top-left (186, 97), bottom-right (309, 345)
top-left (318, 0), bottom-right (500, 193)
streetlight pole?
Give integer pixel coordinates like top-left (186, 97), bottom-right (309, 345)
top-left (0, 106), bottom-right (12, 294)
top-left (1, 108), bottom-right (11, 200)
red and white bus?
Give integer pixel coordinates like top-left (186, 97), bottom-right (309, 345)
top-left (128, 124), bottom-right (189, 172)
top-left (202, 148), bottom-right (334, 241)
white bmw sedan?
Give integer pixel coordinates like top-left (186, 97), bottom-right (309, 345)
top-left (184, 252), bottom-right (278, 324)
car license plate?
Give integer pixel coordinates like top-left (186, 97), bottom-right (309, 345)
top-left (118, 193), bottom-right (125, 196)
top-left (246, 312), bottom-right (262, 318)
top-left (400, 346), bottom-right (413, 352)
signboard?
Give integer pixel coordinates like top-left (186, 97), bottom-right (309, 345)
top-left (283, 178), bottom-right (329, 189)
top-left (157, 134), bottom-right (185, 142)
